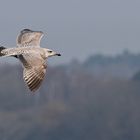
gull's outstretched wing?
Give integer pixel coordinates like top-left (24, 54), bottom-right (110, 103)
top-left (1, 47), bottom-right (40, 57)
top-left (20, 53), bottom-right (47, 92)
top-left (23, 66), bottom-right (46, 92)
top-left (16, 29), bottom-right (44, 47)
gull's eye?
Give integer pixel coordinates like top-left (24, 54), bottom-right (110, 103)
top-left (48, 50), bottom-right (52, 53)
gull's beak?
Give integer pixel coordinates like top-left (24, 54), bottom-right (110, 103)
top-left (56, 53), bottom-right (61, 56)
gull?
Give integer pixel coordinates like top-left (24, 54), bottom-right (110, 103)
top-left (0, 29), bottom-right (61, 92)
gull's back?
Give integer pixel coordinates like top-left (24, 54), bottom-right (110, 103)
top-left (16, 29), bottom-right (45, 67)
top-left (16, 29), bottom-right (47, 92)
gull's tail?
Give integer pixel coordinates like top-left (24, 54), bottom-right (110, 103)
top-left (0, 46), bottom-right (6, 56)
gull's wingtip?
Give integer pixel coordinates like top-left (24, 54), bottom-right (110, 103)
top-left (0, 46), bottom-right (6, 56)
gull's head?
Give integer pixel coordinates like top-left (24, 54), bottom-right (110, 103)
top-left (45, 48), bottom-right (61, 58)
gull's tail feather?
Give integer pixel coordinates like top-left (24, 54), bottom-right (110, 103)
top-left (0, 46), bottom-right (6, 56)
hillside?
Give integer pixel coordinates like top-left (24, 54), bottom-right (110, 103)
top-left (0, 52), bottom-right (140, 139)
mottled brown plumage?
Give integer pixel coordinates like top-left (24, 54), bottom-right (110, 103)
top-left (0, 29), bottom-right (61, 92)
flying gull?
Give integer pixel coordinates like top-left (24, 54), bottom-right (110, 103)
top-left (0, 29), bottom-right (61, 92)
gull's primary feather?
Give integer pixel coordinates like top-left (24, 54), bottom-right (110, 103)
top-left (23, 65), bottom-right (46, 92)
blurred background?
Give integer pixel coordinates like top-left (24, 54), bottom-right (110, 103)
top-left (0, 0), bottom-right (140, 139)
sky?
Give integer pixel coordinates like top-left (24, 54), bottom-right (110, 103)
top-left (0, 0), bottom-right (140, 64)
